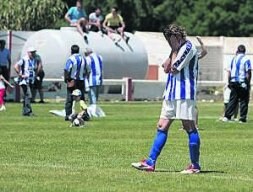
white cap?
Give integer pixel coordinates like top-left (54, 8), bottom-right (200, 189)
top-left (84, 47), bottom-right (93, 53)
top-left (72, 89), bottom-right (82, 96)
top-left (27, 46), bottom-right (36, 52)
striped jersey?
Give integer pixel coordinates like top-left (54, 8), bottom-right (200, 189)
top-left (229, 53), bottom-right (251, 83)
top-left (163, 40), bottom-right (198, 101)
top-left (64, 53), bottom-right (88, 80)
top-left (16, 55), bottom-right (36, 83)
top-left (86, 53), bottom-right (103, 86)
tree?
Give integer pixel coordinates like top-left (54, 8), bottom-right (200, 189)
top-left (177, 0), bottom-right (253, 36)
top-left (0, 0), bottom-right (66, 30)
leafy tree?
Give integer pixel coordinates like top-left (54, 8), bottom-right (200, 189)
top-left (177, 0), bottom-right (253, 36)
top-left (0, 0), bottom-right (66, 30)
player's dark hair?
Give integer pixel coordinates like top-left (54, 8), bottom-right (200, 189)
top-left (71, 45), bottom-right (80, 54)
top-left (163, 24), bottom-right (187, 41)
top-left (112, 6), bottom-right (118, 12)
top-left (237, 45), bottom-right (246, 54)
top-left (76, 0), bottom-right (82, 4)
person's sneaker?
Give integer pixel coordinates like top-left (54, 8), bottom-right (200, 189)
top-left (131, 159), bottom-right (155, 172)
top-left (222, 117), bottom-right (234, 122)
top-left (0, 105), bottom-right (6, 111)
top-left (39, 100), bottom-right (45, 103)
top-left (125, 36), bottom-right (130, 44)
top-left (239, 119), bottom-right (247, 123)
top-left (83, 35), bottom-right (88, 43)
top-left (180, 164), bottom-right (201, 174)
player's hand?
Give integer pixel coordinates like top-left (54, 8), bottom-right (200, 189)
top-left (162, 58), bottom-right (171, 73)
top-left (171, 66), bottom-right (179, 74)
top-left (196, 36), bottom-right (203, 45)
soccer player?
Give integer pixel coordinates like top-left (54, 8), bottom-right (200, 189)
top-left (14, 47), bottom-right (38, 116)
top-left (84, 48), bottom-right (103, 105)
top-left (223, 45), bottom-right (251, 123)
top-left (64, 45), bottom-right (90, 121)
top-left (132, 24), bottom-right (201, 174)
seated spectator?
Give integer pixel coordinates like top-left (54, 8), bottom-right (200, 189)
top-left (64, 0), bottom-right (88, 41)
top-left (103, 7), bottom-right (129, 44)
top-left (89, 7), bottom-right (103, 32)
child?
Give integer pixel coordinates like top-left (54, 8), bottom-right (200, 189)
top-left (0, 69), bottom-right (14, 111)
top-left (69, 89), bottom-right (90, 127)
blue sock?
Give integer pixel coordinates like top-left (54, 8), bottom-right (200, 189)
top-left (188, 130), bottom-right (200, 168)
top-left (146, 129), bottom-right (168, 166)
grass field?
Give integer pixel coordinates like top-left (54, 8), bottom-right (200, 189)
top-left (0, 101), bottom-right (252, 192)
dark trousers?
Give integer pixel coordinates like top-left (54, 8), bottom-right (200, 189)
top-left (0, 66), bottom-right (9, 81)
top-left (225, 82), bottom-right (250, 122)
top-left (65, 80), bottom-right (85, 117)
top-left (21, 84), bottom-right (33, 115)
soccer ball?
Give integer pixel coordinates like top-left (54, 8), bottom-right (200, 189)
top-left (73, 118), bottom-right (80, 126)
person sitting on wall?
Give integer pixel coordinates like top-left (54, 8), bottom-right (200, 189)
top-left (103, 6), bottom-right (130, 44)
top-left (88, 7), bottom-right (104, 33)
top-left (64, 0), bottom-right (88, 42)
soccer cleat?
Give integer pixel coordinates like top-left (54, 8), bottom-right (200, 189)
top-left (131, 159), bottom-right (155, 172)
top-left (180, 164), bottom-right (201, 174)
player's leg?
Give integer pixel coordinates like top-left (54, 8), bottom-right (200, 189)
top-left (178, 100), bottom-right (201, 174)
top-left (132, 100), bottom-right (174, 171)
top-left (238, 86), bottom-right (250, 122)
top-left (181, 120), bottom-right (201, 174)
top-left (224, 83), bottom-right (239, 120)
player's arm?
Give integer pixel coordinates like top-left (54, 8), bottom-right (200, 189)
top-left (246, 60), bottom-right (252, 84)
top-left (102, 16), bottom-right (109, 29)
top-left (64, 59), bottom-right (72, 83)
top-left (64, 8), bottom-right (73, 24)
top-left (0, 75), bottom-right (13, 88)
top-left (119, 15), bottom-right (125, 29)
top-left (196, 36), bottom-right (207, 59)
top-left (7, 50), bottom-right (11, 69)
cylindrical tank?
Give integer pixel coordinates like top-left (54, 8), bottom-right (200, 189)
top-left (21, 27), bottom-right (148, 79)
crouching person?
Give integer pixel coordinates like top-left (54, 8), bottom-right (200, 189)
top-left (69, 89), bottom-right (90, 127)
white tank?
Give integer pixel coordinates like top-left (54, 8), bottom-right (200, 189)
top-left (21, 27), bottom-right (148, 79)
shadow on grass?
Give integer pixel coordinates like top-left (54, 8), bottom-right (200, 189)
top-left (155, 169), bottom-right (225, 174)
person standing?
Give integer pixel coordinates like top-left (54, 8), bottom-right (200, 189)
top-left (14, 47), bottom-right (37, 116)
top-left (64, 44), bottom-right (89, 121)
top-left (223, 45), bottom-right (251, 123)
top-left (31, 53), bottom-right (45, 103)
top-left (0, 40), bottom-right (11, 83)
top-left (84, 48), bottom-right (103, 105)
top-left (132, 24), bottom-right (201, 174)
top-left (64, 0), bottom-right (88, 41)
top-left (0, 68), bottom-right (14, 111)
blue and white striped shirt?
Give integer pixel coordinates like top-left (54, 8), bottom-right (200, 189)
top-left (86, 53), bottom-right (103, 86)
top-left (64, 54), bottom-right (87, 80)
top-left (229, 53), bottom-right (251, 83)
top-left (16, 55), bottom-right (36, 83)
top-left (163, 40), bottom-right (198, 101)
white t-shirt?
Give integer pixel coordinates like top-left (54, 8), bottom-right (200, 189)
top-left (0, 79), bottom-right (5, 89)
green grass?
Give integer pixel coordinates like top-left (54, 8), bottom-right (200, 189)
top-left (0, 101), bottom-right (252, 192)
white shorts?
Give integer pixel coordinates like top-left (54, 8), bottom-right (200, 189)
top-left (160, 99), bottom-right (196, 120)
